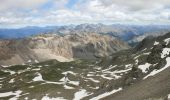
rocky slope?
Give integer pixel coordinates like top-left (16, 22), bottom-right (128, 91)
top-left (0, 32), bottom-right (170, 100)
top-left (83, 32), bottom-right (170, 100)
top-left (0, 33), bottom-right (129, 65)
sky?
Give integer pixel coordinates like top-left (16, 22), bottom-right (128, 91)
top-left (0, 0), bottom-right (170, 28)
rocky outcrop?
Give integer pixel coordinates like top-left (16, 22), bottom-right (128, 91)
top-left (0, 33), bottom-right (130, 65)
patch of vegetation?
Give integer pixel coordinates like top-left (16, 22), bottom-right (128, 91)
top-left (7, 65), bottom-right (27, 71)
top-left (41, 69), bottom-right (63, 81)
top-left (0, 70), bottom-right (10, 77)
top-left (137, 54), bottom-right (148, 65)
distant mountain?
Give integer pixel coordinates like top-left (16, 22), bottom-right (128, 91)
top-left (1, 24), bottom-right (170, 46)
top-left (44, 24), bottom-right (170, 43)
top-left (0, 26), bottom-right (59, 39)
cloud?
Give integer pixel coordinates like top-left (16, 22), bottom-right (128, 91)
top-left (0, 0), bottom-right (170, 27)
top-left (0, 0), bottom-right (48, 11)
top-left (53, 0), bottom-right (69, 9)
top-left (100, 0), bottom-right (170, 11)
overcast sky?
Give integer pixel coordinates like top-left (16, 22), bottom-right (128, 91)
top-left (0, 0), bottom-right (170, 28)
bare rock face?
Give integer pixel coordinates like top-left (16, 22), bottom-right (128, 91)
top-left (0, 33), bottom-right (130, 65)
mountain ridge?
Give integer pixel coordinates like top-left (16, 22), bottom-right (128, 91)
top-left (1, 24), bottom-right (170, 46)
top-left (0, 33), bottom-right (129, 65)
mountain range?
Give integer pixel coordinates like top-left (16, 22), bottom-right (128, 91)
top-left (1, 24), bottom-right (170, 46)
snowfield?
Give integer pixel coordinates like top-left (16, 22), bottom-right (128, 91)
top-left (90, 88), bottom-right (122, 100)
top-left (0, 90), bottom-right (22, 99)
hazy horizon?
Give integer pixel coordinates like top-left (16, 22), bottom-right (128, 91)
top-left (1, 23), bottom-right (170, 29)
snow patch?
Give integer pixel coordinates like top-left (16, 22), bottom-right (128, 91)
top-left (1, 65), bottom-right (10, 68)
top-left (90, 88), bottom-right (122, 100)
top-left (9, 78), bottom-right (15, 83)
top-left (38, 65), bottom-right (42, 68)
top-left (63, 85), bottom-right (75, 89)
top-left (59, 77), bottom-right (69, 82)
top-left (35, 60), bottom-right (39, 63)
top-left (62, 71), bottom-right (77, 76)
top-left (89, 86), bottom-right (99, 90)
top-left (55, 56), bottom-right (74, 62)
top-left (0, 77), bottom-right (5, 80)
top-left (164, 38), bottom-right (170, 45)
top-left (45, 81), bottom-right (63, 85)
top-left (42, 94), bottom-right (66, 100)
top-left (125, 64), bottom-right (132, 68)
top-left (135, 59), bottom-right (139, 64)
top-left (33, 73), bottom-right (44, 81)
top-left (103, 65), bottom-right (117, 72)
top-left (154, 41), bottom-right (159, 45)
top-left (27, 60), bottom-right (32, 63)
top-left (29, 86), bottom-right (35, 88)
top-left (24, 97), bottom-right (28, 100)
top-left (3, 70), bottom-right (15, 75)
top-left (101, 75), bottom-right (113, 80)
top-left (142, 48), bottom-right (147, 51)
top-left (60, 77), bottom-right (79, 86)
top-left (87, 74), bottom-right (94, 77)
top-left (112, 74), bottom-right (121, 79)
top-left (32, 68), bottom-right (41, 71)
top-left (143, 52), bottom-right (151, 55)
top-left (161, 48), bottom-right (170, 58)
top-left (0, 90), bottom-right (22, 99)
top-left (73, 89), bottom-right (89, 100)
top-left (138, 63), bottom-right (151, 73)
top-left (32, 74), bottom-right (64, 84)
top-left (94, 67), bottom-right (102, 70)
top-left (168, 94), bottom-right (170, 99)
top-left (68, 81), bottom-right (79, 86)
top-left (134, 55), bottom-right (140, 59)
top-left (86, 78), bottom-right (100, 83)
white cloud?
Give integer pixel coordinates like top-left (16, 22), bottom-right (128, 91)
top-left (0, 0), bottom-right (170, 27)
top-left (53, 0), bottom-right (69, 9)
top-left (100, 0), bottom-right (170, 11)
top-left (0, 0), bottom-right (48, 11)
